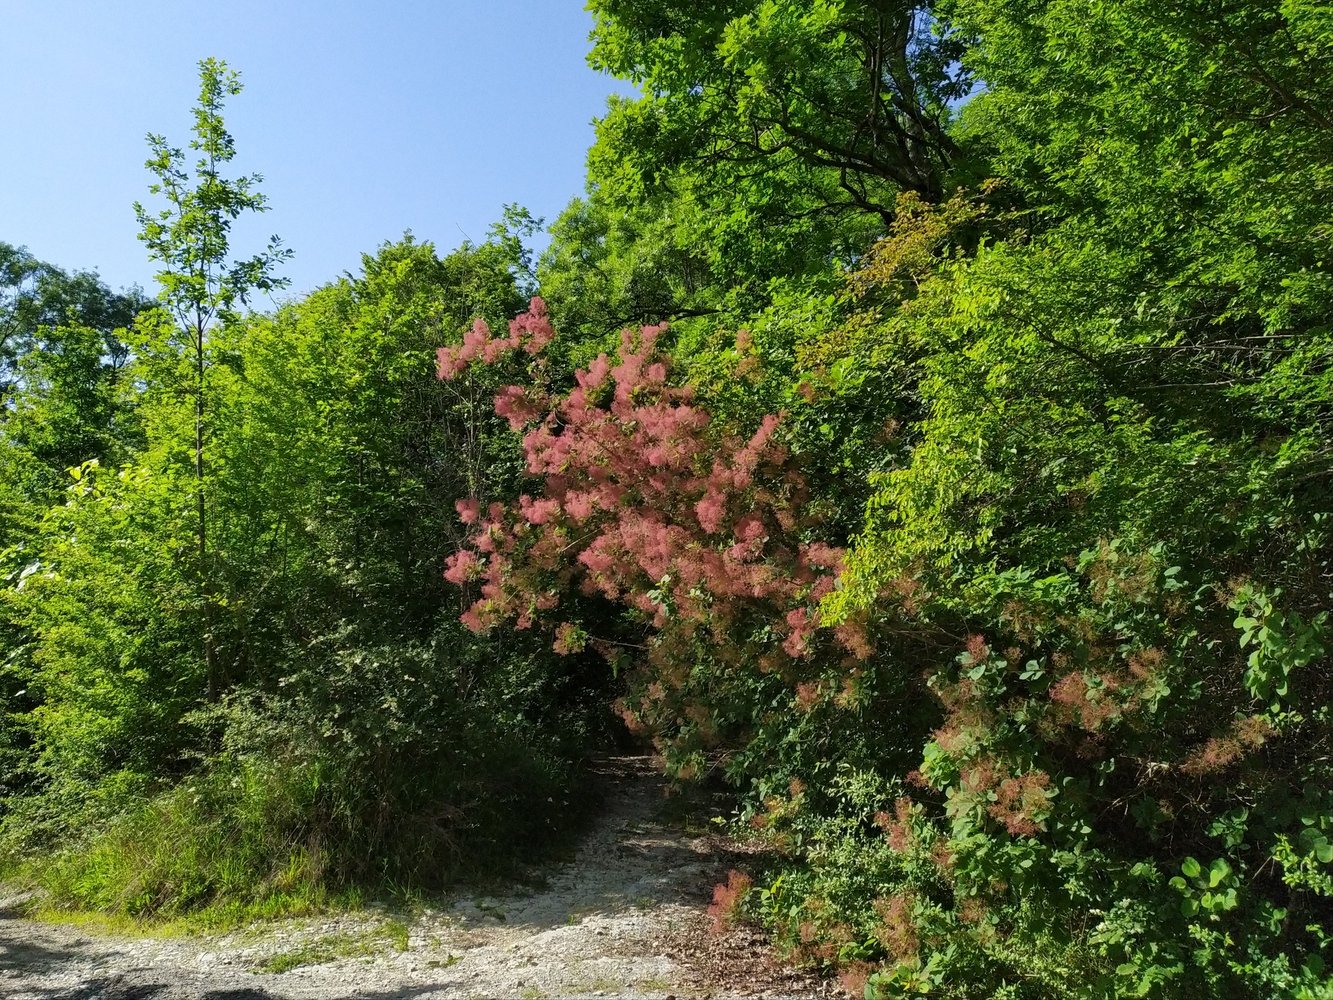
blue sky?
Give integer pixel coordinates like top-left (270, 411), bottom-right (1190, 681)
top-left (1, 2), bottom-right (630, 301)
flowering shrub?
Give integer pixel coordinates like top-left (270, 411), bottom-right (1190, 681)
top-left (708, 869), bottom-right (753, 932)
top-left (438, 300), bottom-right (873, 773)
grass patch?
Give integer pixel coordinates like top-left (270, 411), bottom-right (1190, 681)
top-left (16, 905), bottom-right (200, 939)
top-left (4, 760), bottom-right (341, 923)
top-left (2, 737), bottom-right (602, 926)
top-left (578, 975), bottom-right (627, 993)
top-left (11, 880), bottom-right (364, 936)
top-left (258, 932), bottom-right (379, 973)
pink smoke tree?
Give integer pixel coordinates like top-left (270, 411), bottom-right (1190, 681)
top-left (437, 298), bottom-right (874, 777)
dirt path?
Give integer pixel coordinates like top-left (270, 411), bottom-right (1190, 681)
top-left (0, 756), bottom-right (829, 1000)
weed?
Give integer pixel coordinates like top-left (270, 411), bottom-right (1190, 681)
top-left (258, 932), bottom-right (378, 973)
top-left (383, 917), bottom-right (410, 952)
top-left (579, 975), bottom-right (625, 993)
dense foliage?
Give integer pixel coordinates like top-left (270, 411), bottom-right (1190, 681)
top-left (3, 5), bottom-right (1332, 997)
top-left (0, 63), bottom-right (606, 918)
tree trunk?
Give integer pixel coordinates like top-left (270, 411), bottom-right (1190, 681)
top-left (196, 322), bottom-right (221, 702)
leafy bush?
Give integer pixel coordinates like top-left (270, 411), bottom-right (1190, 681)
top-left (0, 234), bottom-right (610, 917)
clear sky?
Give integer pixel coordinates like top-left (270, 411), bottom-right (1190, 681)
top-left (1, 1), bottom-right (630, 301)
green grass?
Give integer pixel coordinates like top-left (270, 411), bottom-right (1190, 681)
top-left (1, 759), bottom-right (339, 924)
top-left (15, 906), bottom-right (200, 939)
top-left (258, 931), bottom-right (380, 973)
top-left (1, 735), bottom-right (603, 924)
top-left (383, 916), bottom-right (410, 951)
top-left (12, 886), bottom-right (366, 936)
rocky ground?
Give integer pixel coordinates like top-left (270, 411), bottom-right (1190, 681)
top-left (0, 757), bottom-right (832, 1000)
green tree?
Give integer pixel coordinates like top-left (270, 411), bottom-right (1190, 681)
top-left (133, 57), bottom-right (290, 701)
top-left (542, 2), bottom-right (967, 348)
top-left (588, 0), bottom-right (970, 212)
top-left (0, 251), bottom-right (148, 806)
top-left (0, 242), bottom-right (144, 401)
top-left (791, 2), bottom-right (1333, 994)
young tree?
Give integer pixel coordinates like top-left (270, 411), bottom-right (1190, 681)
top-left (134, 57), bottom-right (290, 701)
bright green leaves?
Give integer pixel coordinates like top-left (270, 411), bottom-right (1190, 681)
top-left (578, 0), bottom-right (972, 339)
top-left (0, 226), bottom-right (570, 884)
top-left (130, 58), bottom-right (293, 701)
top-left (134, 58), bottom-right (291, 335)
top-left (768, 3), bottom-right (1333, 993)
top-left (1231, 585), bottom-right (1330, 714)
top-left (1273, 834), bottom-right (1333, 898)
top-left (1170, 856), bottom-right (1239, 918)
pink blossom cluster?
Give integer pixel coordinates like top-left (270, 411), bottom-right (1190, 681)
top-left (438, 302), bottom-right (873, 742)
top-left (436, 295), bottom-right (556, 379)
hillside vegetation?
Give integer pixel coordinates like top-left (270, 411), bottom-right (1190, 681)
top-left (3, 4), bottom-right (1332, 998)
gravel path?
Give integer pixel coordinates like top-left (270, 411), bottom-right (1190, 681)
top-left (0, 757), bottom-right (829, 1000)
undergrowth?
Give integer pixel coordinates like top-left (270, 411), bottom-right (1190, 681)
top-left (0, 721), bottom-right (599, 928)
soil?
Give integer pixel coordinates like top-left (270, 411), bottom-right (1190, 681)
top-left (0, 756), bottom-right (833, 1000)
